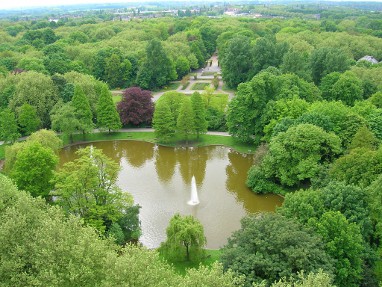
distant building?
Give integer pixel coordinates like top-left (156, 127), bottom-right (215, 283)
top-left (358, 55), bottom-right (379, 64)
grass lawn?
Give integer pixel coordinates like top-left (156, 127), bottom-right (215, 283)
top-left (162, 249), bottom-right (221, 275)
top-left (191, 82), bottom-right (211, 90)
top-left (181, 82), bottom-right (190, 90)
top-left (112, 95), bottom-right (122, 104)
top-left (0, 130), bottom-right (255, 161)
top-left (159, 82), bottom-right (181, 92)
top-left (62, 130), bottom-right (255, 154)
top-left (201, 71), bottom-right (216, 76)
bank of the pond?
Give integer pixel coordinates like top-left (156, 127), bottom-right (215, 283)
top-left (63, 130), bottom-right (255, 154)
top-left (160, 249), bottom-right (221, 275)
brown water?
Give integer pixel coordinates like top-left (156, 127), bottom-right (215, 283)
top-left (60, 141), bottom-right (283, 249)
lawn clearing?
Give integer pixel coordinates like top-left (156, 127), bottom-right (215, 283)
top-left (191, 82), bottom-right (211, 90)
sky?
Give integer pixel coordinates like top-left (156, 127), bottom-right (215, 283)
top-left (0, 0), bottom-right (381, 10)
top-left (0, 0), bottom-right (134, 10)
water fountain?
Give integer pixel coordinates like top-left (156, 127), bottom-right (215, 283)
top-left (188, 176), bottom-right (200, 205)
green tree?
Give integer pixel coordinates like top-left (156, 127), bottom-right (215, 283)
top-left (71, 85), bottom-right (94, 135)
top-left (137, 38), bottom-right (176, 89)
top-left (17, 103), bottom-right (41, 136)
top-left (191, 92), bottom-right (208, 138)
top-left (50, 102), bottom-right (81, 142)
top-left (221, 35), bottom-right (254, 88)
top-left (260, 124), bottom-right (341, 187)
top-left (10, 142), bottom-right (58, 199)
top-left (159, 213), bottom-right (206, 263)
top-left (175, 56), bottom-right (190, 79)
top-left (0, 175), bottom-right (239, 286)
top-left (26, 129), bottom-right (63, 152)
top-left (349, 126), bottom-right (379, 150)
top-left (54, 146), bottom-right (140, 240)
top-left (9, 71), bottom-right (58, 127)
top-left (311, 47), bottom-right (351, 84)
top-left (153, 101), bottom-right (176, 142)
top-left (97, 85), bottom-right (121, 133)
top-left (309, 211), bottom-right (364, 287)
top-left (177, 98), bottom-right (195, 142)
top-left (221, 213), bottom-right (334, 287)
top-left (0, 108), bottom-right (20, 143)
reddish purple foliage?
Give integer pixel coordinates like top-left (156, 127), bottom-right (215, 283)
top-left (117, 87), bottom-right (154, 126)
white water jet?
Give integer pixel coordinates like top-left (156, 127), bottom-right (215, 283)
top-left (188, 176), bottom-right (200, 206)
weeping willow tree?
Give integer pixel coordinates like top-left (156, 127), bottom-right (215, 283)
top-left (159, 213), bottom-right (206, 263)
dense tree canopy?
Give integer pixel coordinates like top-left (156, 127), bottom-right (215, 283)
top-left (221, 213), bottom-right (334, 287)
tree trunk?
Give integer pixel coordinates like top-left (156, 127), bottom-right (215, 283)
top-left (185, 243), bottom-right (190, 261)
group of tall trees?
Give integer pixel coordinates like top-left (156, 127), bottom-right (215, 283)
top-left (152, 91), bottom-right (208, 142)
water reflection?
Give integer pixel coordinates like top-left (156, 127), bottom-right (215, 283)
top-left (59, 140), bottom-right (283, 249)
top-left (155, 146), bottom-right (177, 183)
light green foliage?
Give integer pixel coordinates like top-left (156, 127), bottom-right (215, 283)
top-left (53, 146), bottom-right (140, 241)
top-left (50, 102), bottom-right (81, 141)
top-left (253, 270), bottom-right (335, 287)
top-left (349, 126), bottom-right (379, 150)
top-left (175, 56), bottom-right (190, 79)
top-left (0, 108), bottom-right (20, 143)
top-left (159, 213), bottom-right (206, 263)
top-left (26, 129), bottom-right (63, 152)
top-left (9, 71), bottom-right (58, 127)
top-left (71, 85), bottom-right (94, 134)
top-left (221, 35), bottom-right (254, 88)
top-left (10, 142), bottom-right (58, 198)
top-left (17, 103), bottom-right (41, 136)
top-left (279, 182), bottom-right (373, 240)
top-left (0, 174), bottom-right (116, 286)
top-left (227, 71), bottom-right (321, 143)
top-left (221, 213), bottom-right (334, 287)
top-left (0, 175), bottom-right (238, 286)
top-left (261, 124), bottom-right (341, 187)
top-left (262, 96), bottom-right (310, 140)
top-left (309, 211), bottom-right (364, 287)
top-left (330, 147), bottom-right (382, 188)
top-left (17, 57), bottom-right (47, 74)
top-left (96, 85), bottom-right (121, 132)
top-left (191, 92), bottom-right (208, 138)
top-left (308, 101), bottom-right (366, 147)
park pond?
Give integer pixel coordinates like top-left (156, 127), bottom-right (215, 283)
top-left (60, 140), bottom-right (283, 249)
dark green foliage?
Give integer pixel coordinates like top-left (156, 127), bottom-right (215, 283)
top-left (175, 56), bottom-right (190, 79)
top-left (191, 92), bottom-right (207, 137)
top-left (221, 35), bottom-right (254, 88)
top-left (97, 85), bottom-right (121, 132)
top-left (252, 35), bottom-right (289, 75)
top-left (221, 213), bottom-right (334, 287)
top-left (17, 104), bottom-right (41, 136)
top-left (206, 106), bottom-right (226, 131)
top-left (176, 98), bottom-right (195, 141)
top-left (0, 108), bottom-right (20, 143)
top-left (71, 85), bottom-right (94, 134)
top-left (311, 47), bottom-right (351, 84)
top-left (137, 39), bottom-right (176, 89)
